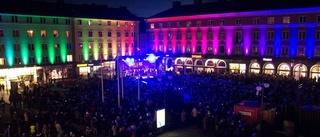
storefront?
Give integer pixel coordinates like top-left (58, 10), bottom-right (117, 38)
top-left (277, 63), bottom-right (290, 76)
top-left (263, 63), bottom-right (275, 75)
top-left (194, 59), bottom-right (204, 74)
top-left (45, 64), bottom-right (72, 80)
top-left (293, 63), bottom-right (307, 80)
top-left (249, 62), bottom-right (261, 74)
top-left (229, 63), bottom-right (246, 74)
top-left (310, 63), bottom-right (320, 80)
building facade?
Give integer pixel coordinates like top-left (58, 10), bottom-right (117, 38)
top-left (146, 0), bottom-right (320, 80)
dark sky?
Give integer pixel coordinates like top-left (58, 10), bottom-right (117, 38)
top-left (35, 0), bottom-right (218, 17)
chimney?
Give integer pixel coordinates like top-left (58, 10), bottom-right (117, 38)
top-left (172, 1), bottom-right (181, 8)
top-left (194, 0), bottom-right (202, 5)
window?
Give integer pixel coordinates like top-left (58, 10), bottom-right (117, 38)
top-left (27, 17), bottom-right (32, 23)
top-left (234, 45), bottom-right (242, 54)
top-left (186, 21), bottom-right (191, 27)
top-left (0, 15), bottom-right (2, 22)
top-left (41, 30), bottom-right (47, 37)
top-left (196, 31), bottom-right (202, 40)
top-left (78, 31), bottom-right (82, 37)
top-left (29, 57), bottom-right (35, 64)
top-left (266, 46), bottom-right (273, 56)
top-left (88, 31), bottom-right (93, 37)
top-left (297, 46), bottom-right (305, 56)
top-left (125, 22), bottom-right (128, 27)
top-left (78, 43), bottom-right (83, 49)
top-left (267, 17), bottom-right (275, 24)
top-left (176, 44), bottom-right (182, 53)
top-left (55, 44), bottom-right (60, 49)
top-left (53, 18), bottom-right (58, 24)
top-left (318, 15), bottom-right (320, 22)
top-left (167, 22), bottom-right (171, 28)
top-left (298, 30), bottom-right (306, 40)
top-left (28, 44), bottom-right (34, 50)
top-left (316, 30), bottom-right (320, 40)
top-left (89, 42), bottom-right (93, 49)
top-left (0, 30), bottom-right (4, 37)
top-left (27, 30), bottom-right (33, 37)
top-left (77, 20), bottom-right (82, 25)
top-left (186, 44), bottom-right (191, 53)
top-left (196, 44), bottom-right (201, 53)
top-left (14, 57), bottom-right (21, 64)
top-left (282, 31), bottom-right (290, 40)
top-left (98, 20), bottom-right (102, 26)
top-left (0, 58), bottom-right (4, 65)
top-left (167, 32), bottom-right (172, 40)
top-left (66, 31), bottom-right (71, 37)
top-left (53, 30), bottom-right (59, 37)
top-left (219, 19), bottom-right (225, 26)
top-left (42, 44), bottom-right (48, 50)
top-left (125, 32), bottom-right (129, 37)
top-left (197, 21), bottom-right (202, 26)
top-left (159, 32), bottom-right (163, 40)
top-left (0, 44), bottom-right (5, 52)
top-left (88, 20), bottom-right (92, 25)
top-left (207, 45), bottom-right (213, 53)
top-left (253, 18), bottom-right (260, 25)
top-left (235, 31), bottom-right (242, 43)
top-left (66, 43), bottom-right (72, 49)
top-left (150, 33), bottom-right (154, 40)
top-left (43, 56), bottom-right (48, 63)
top-left (158, 23), bottom-right (163, 28)
top-left (107, 21), bottom-right (111, 26)
top-left (98, 31), bottom-right (103, 37)
top-left (116, 32), bottom-right (121, 37)
top-left (108, 43), bottom-right (112, 48)
top-left (177, 22), bottom-right (181, 27)
top-left (219, 32), bottom-right (225, 40)
top-left (67, 55), bottom-right (73, 62)
top-left (65, 19), bottom-right (71, 25)
top-left (281, 46), bottom-right (288, 56)
top-left (40, 17), bottom-right (46, 24)
top-left (299, 16), bottom-right (307, 23)
top-left (55, 55), bottom-right (60, 62)
top-left (116, 21), bottom-right (120, 27)
top-left (208, 20), bottom-right (213, 26)
top-left (267, 31), bottom-right (274, 40)
top-left (186, 32), bottom-right (191, 40)
top-left (13, 30), bottom-right (19, 37)
top-left (315, 46), bottom-right (320, 56)
top-left (252, 45), bottom-right (258, 55)
top-left (107, 31), bottom-right (112, 37)
top-left (176, 32), bottom-right (181, 40)
top-left (235, 19), bottom-right (242, 25)
top-left (78, 55), bottom-right (83, 60)
top-left (252, 31), bottom-right (260, 40)
top-left (218, 45), bottom-right (225, 54)
top-left (283, 16), bottom-right (290, 23)
top-left (207, 31), bottom-right (213, 40)
top-left (11, 16), bottom-right (18, 23)
top-left (98, 43), bottom-right (103, 49)
top-left (14, 44), bottom-right (20, 51)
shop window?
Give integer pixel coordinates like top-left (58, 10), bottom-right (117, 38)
top-left (27, 30), bottom-right (33, 37)
top-left (41, 30), bottom-right (47, 37)
top-left (0, 58), bottom-right (4, 65)
top-left (67, 55), bottom-right (73, 62)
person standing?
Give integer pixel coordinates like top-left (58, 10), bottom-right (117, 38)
top-left (180, 110), bottom-right (186, 127)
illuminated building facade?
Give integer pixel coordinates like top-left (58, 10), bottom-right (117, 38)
top-left (147, 0), bottom-right (320, 79)
top-left (0, 1), bottom-right (139, 90)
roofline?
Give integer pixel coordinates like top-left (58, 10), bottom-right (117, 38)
top-left (147, 7), bottom-right (320, 22)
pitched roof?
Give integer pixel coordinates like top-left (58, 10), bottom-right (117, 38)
top-left (149, 0), bottom-right (320, 18)
top-left (0, 0), bottom-right (139, 20)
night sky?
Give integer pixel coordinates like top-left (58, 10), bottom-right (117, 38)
top-left (34, 0), bottom-right (218, 17)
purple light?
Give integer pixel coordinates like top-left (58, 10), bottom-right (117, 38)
top-left (145, 54), bottom-right (159, 63)
top-left (122, 58), bottom-right (135, 67)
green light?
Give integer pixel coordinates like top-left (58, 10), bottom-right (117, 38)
top-left (35, 34), bottom-right (42, 65)
top-left (4, 30), bottom-right (14, 67)
top-left (83, 42), bottom-right (89, 61)
top-left (60, 38), bottom-right (67, 63)
top-left (93, 41), bottom-right (99, 60)
top-left (20, 36), bottom-right (29, 65)
top-left (48, 39), bottom-right (55, 64)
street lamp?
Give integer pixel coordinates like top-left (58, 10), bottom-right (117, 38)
top-left (256, 82), bottom-right (269, 137)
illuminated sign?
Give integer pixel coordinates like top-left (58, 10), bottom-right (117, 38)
top-left (263, 58), bottom-right (272, 61)
top-left (156, 109), bottom-right (165, 128)
top-left (192, 55), bottom-right (202, 58)
top-left (76, 64), bottom-right (88, 67)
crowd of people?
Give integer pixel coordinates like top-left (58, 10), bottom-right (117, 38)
top-left (1, 72), bottom-right (320, 137)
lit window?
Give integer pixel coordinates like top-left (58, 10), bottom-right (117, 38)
top-left (0, 58), bottom-right (4, 65)
top-left (88, 20), bottom-right (92, 25)
top-left (55, 44), bottom-right (60, 49)
top-left (107, 21), bottom-right (111, 26)
top-left (27, 30), bottom-right (33, 37)
top-left (125, 22), bottom-right (128, 27)
top-left (77, 20), bottom-right (82, 25)
top-left (66, 31), bottom-right (71, 37)
top-left (186, 21), bottom-right (191, 27)
top-left (41, 30), bottom-right (47, 37)
top-left (89, 42), bottom-right (93, 49)
top-left (53, 30), bottom-right (59, 37)
top-left (267, 17), bottom-right (275, 24)
top-left (67, 55), bottom-right (73, 62)
top-left (78, 43), bottom-right (83, 49)
top-left (150, 23), bottom-right (154, 29)
top-left (98, 43), bottom-right (103, 48)
top-left (116, 21), bottom-right (120, 27)
top-left (0, 30), bottom-right (4, 37)
top-left (299, 16), bottom-right (307, 23)
top-left (253, 18), bottom-right (260, 24)
top-left (283, 16), bottom-right (290, 24)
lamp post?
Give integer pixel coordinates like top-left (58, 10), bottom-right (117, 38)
top-left (256, 82), bottom-right (270, 137)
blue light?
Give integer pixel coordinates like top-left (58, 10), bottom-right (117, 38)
top-left (122, 58), bottom-right (135, 67)
top-left (145, 54), bottom-right (159, 63)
